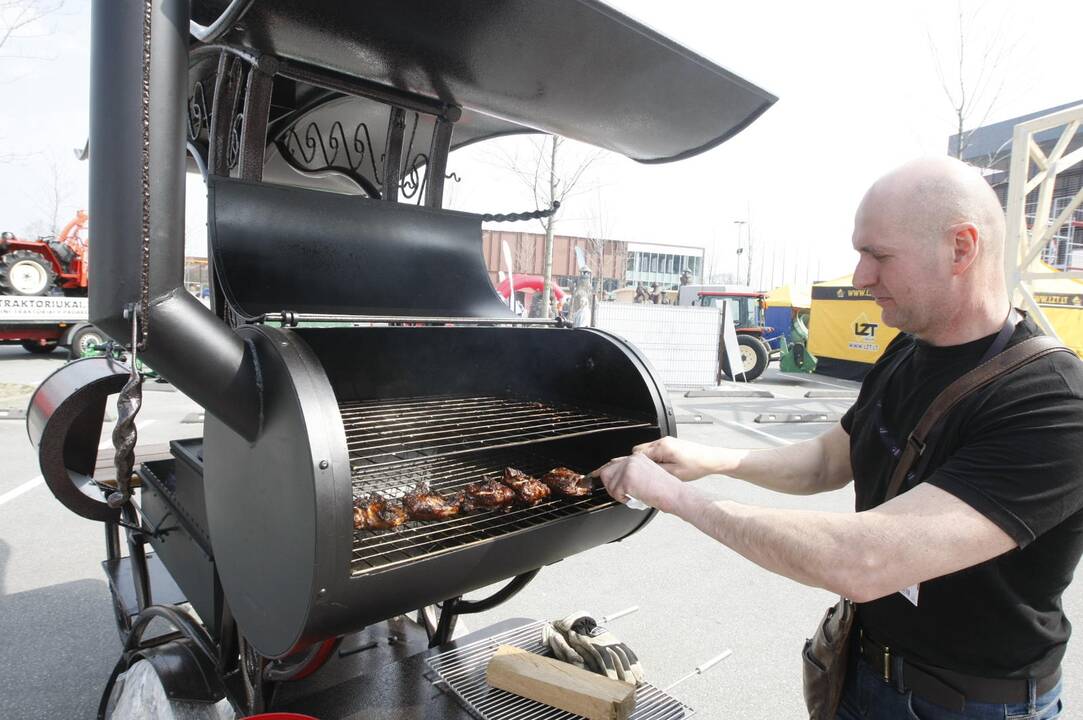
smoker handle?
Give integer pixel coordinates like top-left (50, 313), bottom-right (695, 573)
top-left (448, 569), bottom-right (541, 615)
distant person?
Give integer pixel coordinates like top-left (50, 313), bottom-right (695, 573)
top-left (633, 284), bottom-right (649, 304)
top-left (570, 268), bottom-right (593, 327)
top-left (597, 157), bottom-right (1083, 719)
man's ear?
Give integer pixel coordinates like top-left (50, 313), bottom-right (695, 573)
top-left (948, 222), bottom-right (980, 276)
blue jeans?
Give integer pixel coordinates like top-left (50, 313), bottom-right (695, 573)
top-left (835, 654), bottom-right (1063, 719)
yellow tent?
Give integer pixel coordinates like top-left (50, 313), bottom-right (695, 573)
top-left (764, 284), bottom-right (812, 309)
top-left (808, 274), bottom-right (900, 379)
top-left (1029, 261), bottom-right (1083, 357)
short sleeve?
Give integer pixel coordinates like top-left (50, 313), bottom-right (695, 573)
top-left (841, 404), bottom-right (855, 434)
top-left (925, 357), bottom-right (1083, 547)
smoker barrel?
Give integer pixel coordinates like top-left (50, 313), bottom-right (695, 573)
top-left (202, 324), bottom-right (672, 658)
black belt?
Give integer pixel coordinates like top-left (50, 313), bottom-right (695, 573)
top-left (859, 630), bottom-right (1061, 712)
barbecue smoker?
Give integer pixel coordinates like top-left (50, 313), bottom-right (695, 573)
top-left (28, 1), bottom-right (774, 716)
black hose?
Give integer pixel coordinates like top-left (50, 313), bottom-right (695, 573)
top-left (96, 604), bottom-right (222, 719)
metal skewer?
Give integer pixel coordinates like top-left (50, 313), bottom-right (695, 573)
top-left (662, 649), bottom-right (733, 692)
top-left (601, 606), bottom-right (640, 623)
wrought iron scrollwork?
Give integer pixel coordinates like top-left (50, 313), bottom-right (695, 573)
top-left (226, 112), bottom-right (244, 171)
top-left (187, 81), bottom-right (208, 142)
top-left (276, 110), bottom-right (461, 203)
top-left (279, 120), bottom-right (383, 187)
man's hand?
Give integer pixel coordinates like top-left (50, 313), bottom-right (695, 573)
top-left (631, 436), bottom-right (735, 481)
top-left (549, 612), bottom-right (645, 685)
top-left (596, 453), bottom-right (687, 514)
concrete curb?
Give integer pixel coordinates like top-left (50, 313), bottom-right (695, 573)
top-left (755, 412), bottom-right (838, 424)
top-left (684, 389), bottom-right (774, 398)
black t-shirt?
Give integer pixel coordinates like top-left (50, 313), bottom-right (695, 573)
top-left (840, 316), bottom-right (1083, 678)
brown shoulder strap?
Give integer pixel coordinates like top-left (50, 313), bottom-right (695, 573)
top-left (884, 335), bottom-right (1073, 500)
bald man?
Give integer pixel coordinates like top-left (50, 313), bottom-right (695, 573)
top-left (598, 157), bottom-right (1083, 719)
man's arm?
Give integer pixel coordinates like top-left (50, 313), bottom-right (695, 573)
top-left (598, 455), bottom-right (1016, 602)
top-left (634, 422), bottom-right (853, 495)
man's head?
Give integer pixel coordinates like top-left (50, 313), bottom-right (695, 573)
top-left (851, 156), bottom-right (1007, 340)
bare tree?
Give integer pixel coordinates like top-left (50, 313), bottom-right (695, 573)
top-left (0, 0), bottom-right (64, 55)
top-left (582, 186), bottom-right (612, 296)
top-left (928, 0), bottom-right (1017, 160)
top-left (493, 135), bottom-right (602, 316)
top-left (36, 154), bottom-right (73, 236)
top-left (512, 232), bottom-right (537, 276)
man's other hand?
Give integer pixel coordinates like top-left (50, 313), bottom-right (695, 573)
top-left (631, 436), bottom-right (732, 481)
top-left (596, 453), bottom-right (685, 514)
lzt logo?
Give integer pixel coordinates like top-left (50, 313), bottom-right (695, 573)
top-left (854, 321), bottom-right (879, 337)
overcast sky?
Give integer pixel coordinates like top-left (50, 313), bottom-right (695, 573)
top-left (0, 0), bottom-right (1080, 289)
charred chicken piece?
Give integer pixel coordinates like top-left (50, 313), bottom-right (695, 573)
top-left (541, 467), bottom-right (594, 497)
top-left (353, 493), bottom-right (408, 530)
top-left (501, 467), bottom-right (551, 506)
top-left (402, 482), bottom-right (463, 520)
top-left (461, 478), bottom-right (517, 512)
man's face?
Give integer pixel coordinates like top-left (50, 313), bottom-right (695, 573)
top-left (851, 199), bottom-right (945, 336)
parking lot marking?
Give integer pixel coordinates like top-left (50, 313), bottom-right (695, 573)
top-left (98, 418), bottom-right (157, 449)
top-left (787, 374), bottom-right (859, 391)
top-left (715, 418), bottom-right (793, 447)
top-left (0, 475), bottom-right (43, 507)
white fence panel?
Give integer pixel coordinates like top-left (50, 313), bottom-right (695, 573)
top-left (594, 303), bottom-right (720, 388)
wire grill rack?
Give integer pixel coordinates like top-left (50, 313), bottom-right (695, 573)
top-left (426, 620), bottom-right (693, 720)
top-left (341, 394), bottom-right (653, 467)
top-left (350, 448), bottom-right (616, 575)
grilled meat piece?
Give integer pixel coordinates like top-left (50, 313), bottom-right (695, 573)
top-left (403, 482), bottom-right (463, 520)
top-left (541, 467), bottom-right (594, 497)
top-left (353, 493), bottom-right (408, 530)
top-left (461, 478), bottom-right (517, 512)
top-left (501, 467), bottom-right (551, 506)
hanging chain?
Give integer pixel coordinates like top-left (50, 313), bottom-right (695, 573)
top-left (481, 200), bottom-right (560, 224)
top-left (107, 0), bottom-right (154, 509)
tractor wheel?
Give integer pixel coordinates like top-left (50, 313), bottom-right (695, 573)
top-left (0, 249), bottom-right (56, 296)
top-left (721, 334), bottom-right (769, 382)
top-left (21, 339), bottom-right (58, 354)
top-left (69, 325), bottom-right (106, 358)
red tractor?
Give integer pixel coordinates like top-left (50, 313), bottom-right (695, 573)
top-left (0, 210), bottom-right (89, 297)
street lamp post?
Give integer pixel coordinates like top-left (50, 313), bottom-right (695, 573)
top-left (733, 220), bottom-right (746, 286)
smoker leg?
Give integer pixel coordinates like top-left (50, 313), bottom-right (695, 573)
top-left (104, 520), bottom-right (134, 643)
top-left (122, 503), bottom-right (153, 612)
top-left (240, 635), bottom-right (274, 714)
top-left (419, 599), bottom-right (461, 648)
top-left (422, 569), bottom-right (543, 648)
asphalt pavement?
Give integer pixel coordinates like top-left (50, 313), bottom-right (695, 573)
top-left (0, 345), bottom-right (1079, 719)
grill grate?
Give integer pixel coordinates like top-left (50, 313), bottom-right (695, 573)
top-left (340, 394), bottom-right (653, 467)
top-left (426, 620), bottom-right (693, 720)
top-left (350, 449), bottom-right (616, 575)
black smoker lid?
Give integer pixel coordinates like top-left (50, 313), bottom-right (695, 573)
top-left (194, 0), bottom-right (776, 164)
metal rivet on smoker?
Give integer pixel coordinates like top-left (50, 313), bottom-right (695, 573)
top-left (319, 460), bottom-right (329, 469)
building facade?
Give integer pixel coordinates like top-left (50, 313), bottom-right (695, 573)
top-left (624, 242), bottom-right (704, 287)
top-left (480, 230), bottom-right (704, 292)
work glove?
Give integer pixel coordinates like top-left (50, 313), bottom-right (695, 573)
top-left (541, 621), bottom-right (587, 669)
top-left (546, 611), bottom-right (645, 685)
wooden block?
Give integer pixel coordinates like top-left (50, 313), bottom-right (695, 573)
top-left (486, 645), bottom-right (636, 720)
